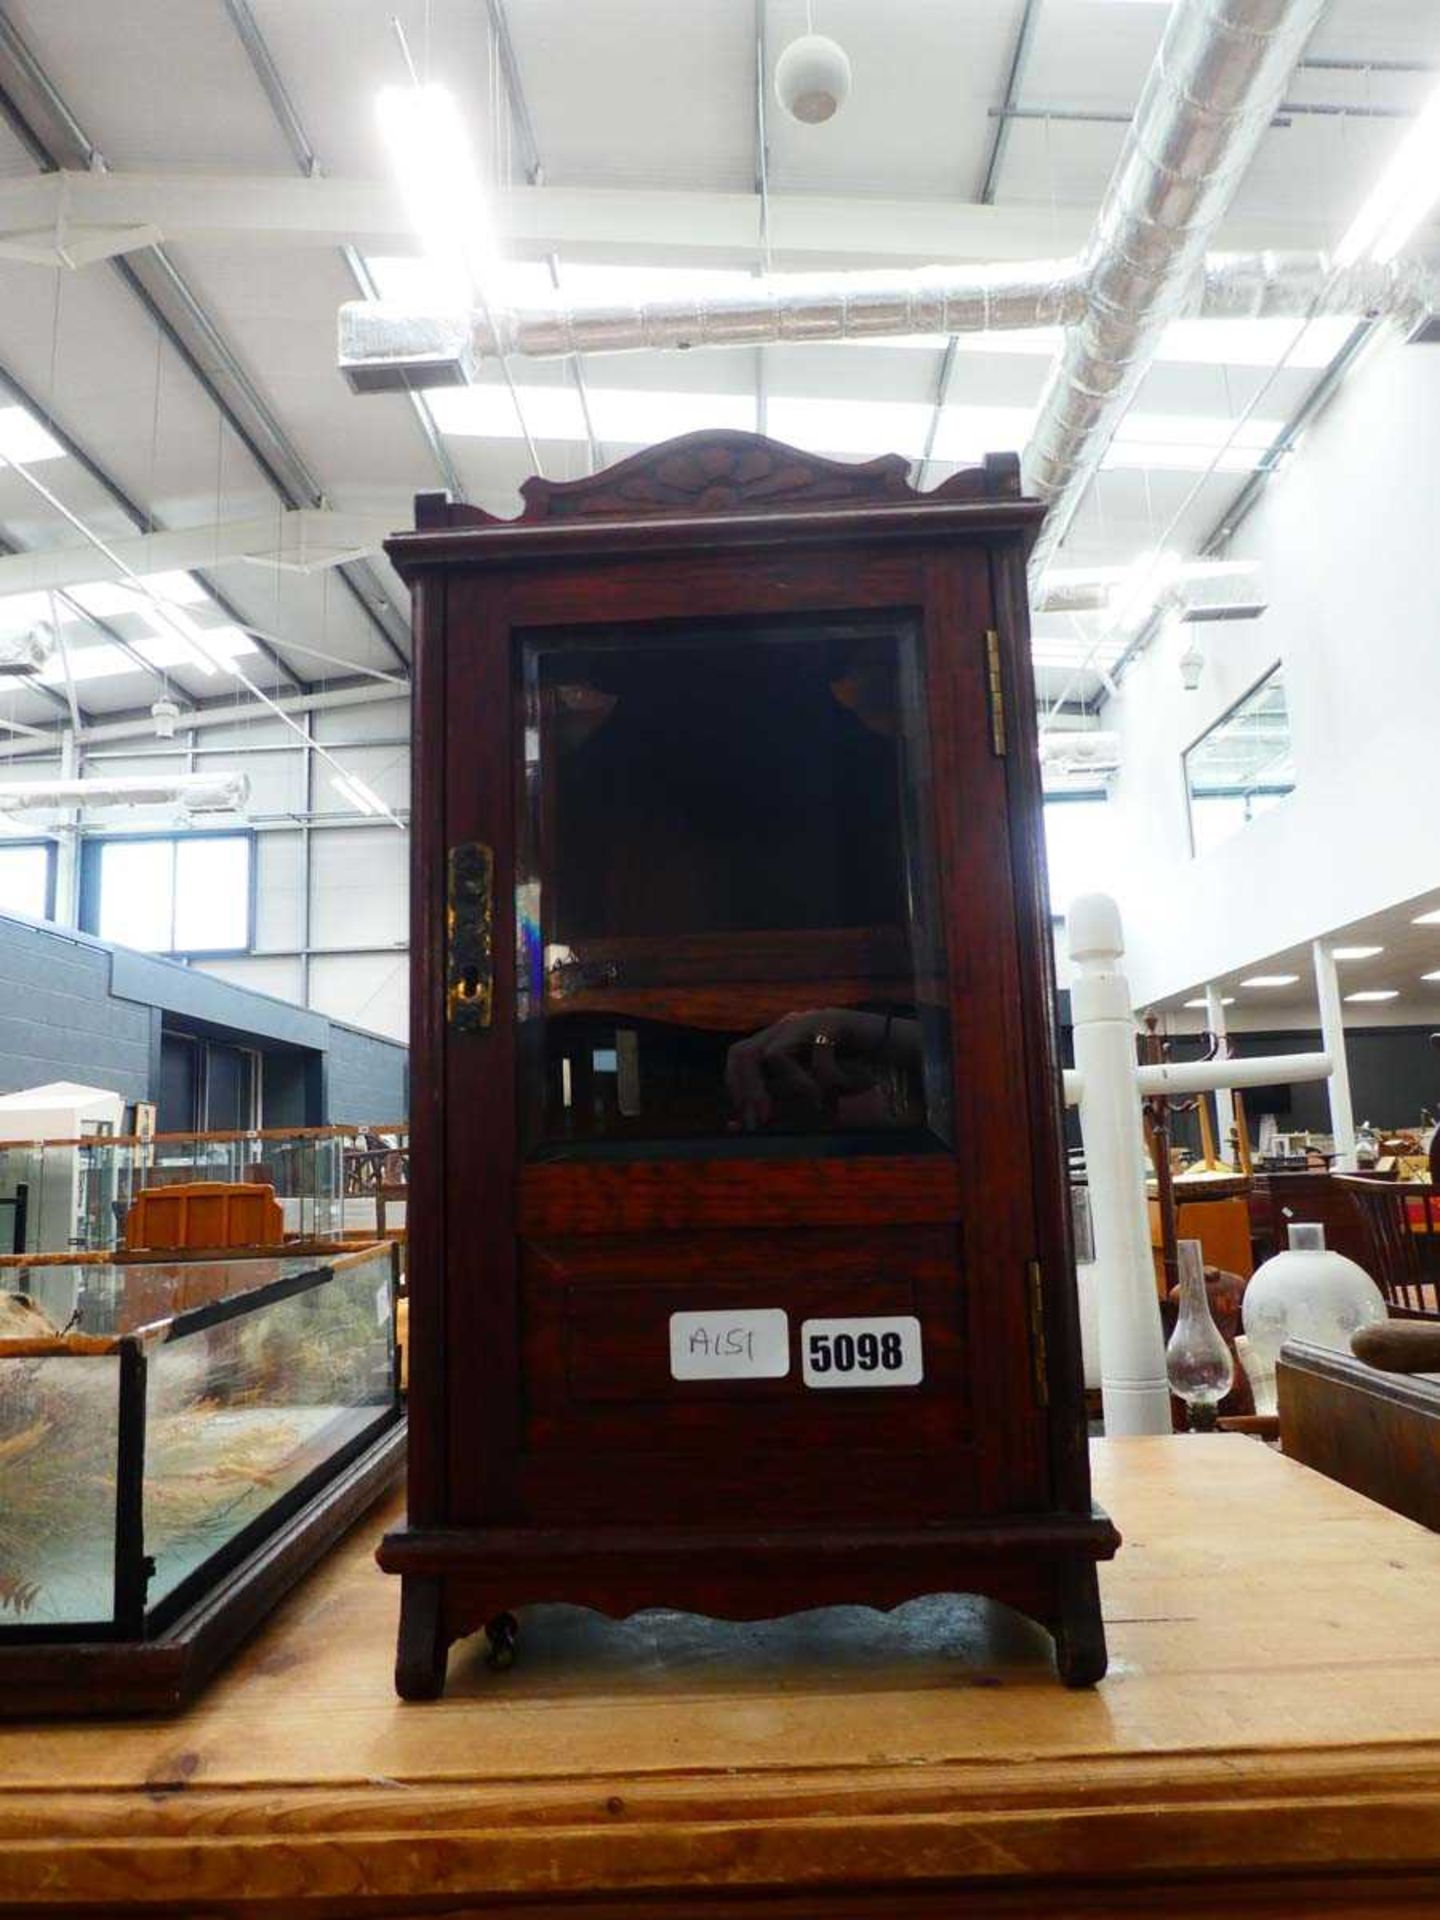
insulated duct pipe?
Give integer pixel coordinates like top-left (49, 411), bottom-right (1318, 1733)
top-left (337, 251), bottom-right (1427, 389)
top-left (0, 771), bottom-right (250, 812)
top-left (1022, 0), bottom-right (1334, 574)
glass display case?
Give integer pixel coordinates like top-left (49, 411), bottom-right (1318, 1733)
top-left (0, 1143), bottom-right (40, 1256)
top-left (0, 1241), bottom-right (403, 1713)
top-left (75, 1128), bottom-right (349, 1251)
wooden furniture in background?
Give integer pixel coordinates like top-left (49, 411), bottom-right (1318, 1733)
top-left (1149, 1191), bottom-right (1253, 1290)
top-left (1334, 1174), bottom-right (1440, 1316)
top-left (1279, 1337), bottom-right (1440, 1530)
top-left (123, 1180), bottom-right (284, 1251)
top-left (382, 430), bottom-right (1114, 1698)
top-left (1248, 1169), bottom-right (1373, 1270)
top-left (9, 1440), bottom-right (1440, 1913)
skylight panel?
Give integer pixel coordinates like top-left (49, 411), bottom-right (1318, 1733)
top-left (67, 573), bottom-right (213, 624)
top-left (135, 570), bottom-right (208, 606)
top-left (67, 581), bottom-right (143, 619)
top-left (0, 406), bottom-right (64, 466)
top-left (428, 377), bottom-right (1284, 474)
top-left (0, 590), bottom-right (55, 635)
top-left (1099, 440), bottom-right (1270, 473)
top-left (766, 396), bottom-right (933, 459)
top-left (426, 383), bottom-right (588, 441)
top-left (931, 405), bottom-right (1041, 461)
top-left (34, 625), bottom-right (258, 688)
top-left (1111, 411), bottom-right (1282, 451)
top-left (587, 388), bottom-right (752, 443)
top-left (38, 641), bottom-right (147, 687)
top-left (1156, 316), bottom-right (1352, 370)
top-left (365, 255), bottom-right (756, 313)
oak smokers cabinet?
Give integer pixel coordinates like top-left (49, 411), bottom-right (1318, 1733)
top-left (380, 431), bottom-right (1118, 1696)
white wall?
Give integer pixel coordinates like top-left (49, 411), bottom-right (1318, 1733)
top-left (1101, 327), bottom-right (1440, 1008)
top-left (0, 695), bottom-right (410, 1043)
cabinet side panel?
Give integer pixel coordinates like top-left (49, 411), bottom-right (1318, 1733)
top-left (992, 541), bottom-right (1095, 1522)
top-left (405, 569), bottom-right (449, 1526)
top-left (922, 548), bottom-right (1048, 1512)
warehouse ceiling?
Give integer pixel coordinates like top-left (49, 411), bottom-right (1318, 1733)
top-left (0, 0), bottom-right (1435, 745)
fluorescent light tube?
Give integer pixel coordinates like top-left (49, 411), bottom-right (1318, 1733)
top-left (1335, 77), bottom-right (1440, 266)
top-left (1240, 974), bottom-right (1299, 988)
top-left (1331, 945), bottom-right (1383, 960)
top-left (376, 83), bottom-right (498, 308)
top-left (330, 772), bottom-right (385, 817)
top-left (1345, 990), bottom-right (1399, 1003)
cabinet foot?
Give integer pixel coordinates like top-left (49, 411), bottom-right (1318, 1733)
top-left (1052, 1560), bottom-right (1108, 1688)
top-left (395, 1575), bottom-right (448, 1700)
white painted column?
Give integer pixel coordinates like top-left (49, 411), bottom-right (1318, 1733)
top-left (1067, 893), bottom-right (1172, 1436)
top-left (1204, 982), bottom-right (1236, 1166)
top-left (53, 727), bottom-right (81, 930)
top-left (1312, 938), bottom-right (1356, 1168)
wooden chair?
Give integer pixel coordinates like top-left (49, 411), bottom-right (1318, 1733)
top-left (1333, 1175), bottom-right (1440, 1318)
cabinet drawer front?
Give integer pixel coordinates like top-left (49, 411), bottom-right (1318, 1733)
top-left (520, 1227), bottom-right (969, 1455)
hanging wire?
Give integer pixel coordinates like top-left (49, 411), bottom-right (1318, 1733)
top-left (0, 451), bottom-right (408, 827)
top-left (1040, 283), bottom-right (1354, 728)
top-left (390, 14), bottom-right (420, 86)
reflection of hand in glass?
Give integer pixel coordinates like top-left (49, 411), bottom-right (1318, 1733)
top-left (724, 1008), bottom-right (921, 1132)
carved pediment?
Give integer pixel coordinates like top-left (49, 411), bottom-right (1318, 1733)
top-left (409, 431), bottom-right (1020, 536)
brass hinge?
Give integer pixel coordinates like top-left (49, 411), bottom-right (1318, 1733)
top-left (985, 628), bottom-right (1007, 757)
top-left (1025, 1259), bottom-right (1049, 1407)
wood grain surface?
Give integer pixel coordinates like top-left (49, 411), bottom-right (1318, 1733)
top-left (6, 1436), bottom-right (1440, 1913)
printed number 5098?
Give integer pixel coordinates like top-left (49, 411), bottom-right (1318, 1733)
top-left (801, 1316), bottom-right (923, 1389)
top-left (807, 1330), bottom-right (903, 1374)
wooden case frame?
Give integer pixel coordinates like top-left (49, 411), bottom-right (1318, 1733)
top-left (380, 432), bottom-right (1117, 1696)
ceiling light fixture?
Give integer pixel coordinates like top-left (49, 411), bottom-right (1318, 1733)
top-left (376, 82), bottom-right (498, 310)
top-left (1184, 996), bottom-right (1234, 1008)
top-left (1413, 910), bottom-right (1440, 927)
top-left (1331, 945), bottom-right (1384, 960)
top-left (1345, 989), bottom-right (1400, 1003)
top-left (774, 32), bottom-right (852, 124)
top-left (1241, 974), bottom-right (1299, 988)
top-left (1335, 73), bottom-right (1440, 266)
top-left (1422, 971), bottom-right (1440, 983)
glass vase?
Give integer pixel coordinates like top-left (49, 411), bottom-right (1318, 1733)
top-left (1166, 1239), bottom-right (1234, 1431)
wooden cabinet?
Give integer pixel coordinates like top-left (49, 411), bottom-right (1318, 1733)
top-left (379, 431), bottom-right (1117, 1697)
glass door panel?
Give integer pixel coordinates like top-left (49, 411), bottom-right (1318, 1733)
top-left (517, 614), bottom-right (952, 1158)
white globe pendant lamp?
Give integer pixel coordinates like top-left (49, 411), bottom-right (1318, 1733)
top-left (775, 32), bottom-right (852, 124)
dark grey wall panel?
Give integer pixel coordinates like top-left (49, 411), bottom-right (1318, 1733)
top-left (0, 911), bottom-right (408, 1123)
top-left (326, 1022), bottom-right (408, 1123)
top-left (0, 914), bottom-right (152, 1102)
top-left (1226, 1028), bottom-right (1440, 1134)
top-left (110, 948), bottom-right (330, 1049)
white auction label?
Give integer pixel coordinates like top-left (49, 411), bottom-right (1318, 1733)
top-left (669, 1308), bottom-right (790, 1381)
top-left (801, 1316), bottom-right (924, 1388)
